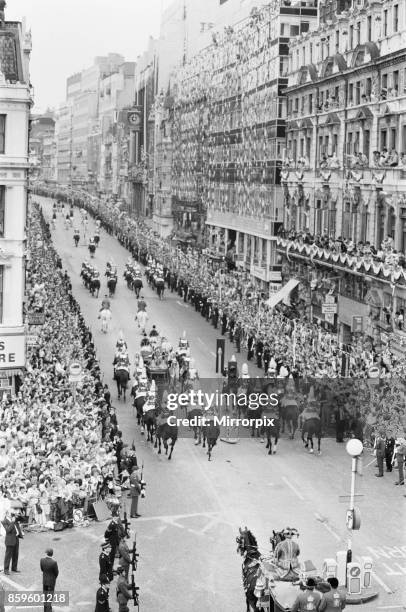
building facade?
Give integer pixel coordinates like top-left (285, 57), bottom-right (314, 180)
top-left (96, 61), bottom-right (135, 199)
top-left (168, 1), bottom-right (317, 279)
top-left (281, 0), bottom-right (406, 351)
top-left (128, 39), bottom-right (158, 217)
top-left (29, 112), bottom-right (55, 183)
top-left (0, 14), bottom-right (32, 392)
top-left (55, 54), bottom-right (126, 191)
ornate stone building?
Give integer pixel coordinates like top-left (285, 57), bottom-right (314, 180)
top-left (281, 0), bottom-right (406, 351)
top-left (0, 12), bottom-right (32, 391)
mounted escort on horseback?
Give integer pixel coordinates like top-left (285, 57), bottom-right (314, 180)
top-left (113, 334), bottom-right (130, 400)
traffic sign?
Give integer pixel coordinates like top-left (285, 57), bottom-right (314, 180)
top-left (346, 507), bottom-right (361, 530)
top-left (68, 362), bottom-right (83, 383)
top-left (69, 362), bottom-right (82, 377)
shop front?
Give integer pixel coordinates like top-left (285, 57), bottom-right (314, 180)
top-left (0, 330), bottom-right (26, 396)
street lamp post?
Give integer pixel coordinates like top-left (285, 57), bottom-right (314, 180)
top-left (345, 439), bottom-right (363, 569)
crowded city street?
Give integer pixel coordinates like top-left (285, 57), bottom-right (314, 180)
top-left (2, 194), bottom-right (397, 612)
top-left (1, 0), bottom-right (406, 611)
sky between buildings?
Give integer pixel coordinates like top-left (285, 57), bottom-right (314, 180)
top-left (7, 0), bottom-right (174, 113)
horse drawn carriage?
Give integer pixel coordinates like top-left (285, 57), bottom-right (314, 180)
top-left (237, 527), bottom-right (338, 612)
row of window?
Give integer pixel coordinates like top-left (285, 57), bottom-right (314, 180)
top-left (287, 123), bottom-right (406, 164)
top-left (291, 4), bottom-right (400, 71)
top-left (290, 67), bottom-right (406, 117)
top-left (290, 201), bottom-right (405, 251)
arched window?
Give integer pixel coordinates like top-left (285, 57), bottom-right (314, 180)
top-left (354, 49), bottom-right (365, 67)
top-left (324, 60), bottom-right (334, 77)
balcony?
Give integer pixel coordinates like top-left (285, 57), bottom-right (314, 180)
top-left (276, 235), bottom-right (406, 286)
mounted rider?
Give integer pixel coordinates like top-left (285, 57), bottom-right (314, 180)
top-left (134, 371), bottom-right (149, 401)
top-left (143, 381), bottom-right (156, 414)
top-left (113, 351), bottom-right (130, 381)
top-left (274, 528), bottom-right (300, 577)
top-left (299, 386), bottom-right (320, 426)
top-left (116, 333), bottom-right (128, 352)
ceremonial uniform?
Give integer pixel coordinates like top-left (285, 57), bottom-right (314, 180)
top-left (375, 433), bottom-right (386, 477)
top-left (256, 339), bottom-right (264, 369)
top-left (94, 585), bottom-right (110, 612)
top-left (118, 540), bottom-right (131, 581)
top-left (104, 519), bottom-right (121, 565)
top-left (98, 550), bottom-right (113, 583)
top-left (247, 335), bottom-right (255, 361)
top-left (116, 576), bottom-right (132, 612)
top-left (129, 469), bottom-right (142, 517)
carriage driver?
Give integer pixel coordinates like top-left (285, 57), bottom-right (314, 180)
top-left (274, 529), bottom-right (300, 574)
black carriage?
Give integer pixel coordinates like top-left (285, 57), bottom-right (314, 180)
top-left (146, 365), bottom-right (169, 406)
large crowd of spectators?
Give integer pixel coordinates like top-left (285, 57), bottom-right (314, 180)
top-left (32, 188), bottom-right (406, 443)
top-left (277, 229), bottom-right (406, 270)
top-left (0, 204), bottom-right (130, 527)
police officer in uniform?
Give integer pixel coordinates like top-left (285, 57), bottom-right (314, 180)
top-left (256, 336), bottom-right (264, 369)
top-left (104, 516), bottom-right (124, 566)
top-left (95, 574), bottom-right (110, 612)
top-left (98, 541), bottom-right (113, 583)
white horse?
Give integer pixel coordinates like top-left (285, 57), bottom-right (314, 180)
top-left (99, 308), bottom-right (112, 333)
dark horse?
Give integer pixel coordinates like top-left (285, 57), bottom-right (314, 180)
top-left (186, 407), bottom-right (203, 442)
top-left (90, 278), bottom-right (101, 298)
top-left (262, 416), bottom-right (280, 455)
top-left (133, 278), bottom-right (143, 298)
top-left (107, 276), bottom-right (117, 298)
top-left (115, 368), bottom-right (129, 400)
top-left (142, 406), bottom-right (156, 443)
top-left (155, 415), bottom-right (178, 460)
top-left (302, 417), bottom-right (322, 454)
top-left (280, 399), bottom-right (299, 439)
top-left (133, 395), bottom-right (146, 427)
top-left (236, 527), bottom-right (262, 612)
top-left (155, 279), bottom-right (165, 300)
top-left (202, 417), bottom-right (220, 461)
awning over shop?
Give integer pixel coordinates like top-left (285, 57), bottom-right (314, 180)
top-left (266, 278), bottom-right (300, 308)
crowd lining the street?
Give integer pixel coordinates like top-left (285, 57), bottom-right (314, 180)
top-left (0, 205), bottom-right (134, 534)
top-left (36, 189), bottom-right (404, 438)
top-left (29, 188), bottom-right (406, 493)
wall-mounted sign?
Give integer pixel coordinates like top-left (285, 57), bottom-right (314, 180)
top-left (0, 334), bottom-right (26, 369)
top-left (28, 312), bottom-right (45, 325)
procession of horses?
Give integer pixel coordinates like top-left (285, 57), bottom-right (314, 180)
top-left (58, 203), bottom-right (338, 610)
